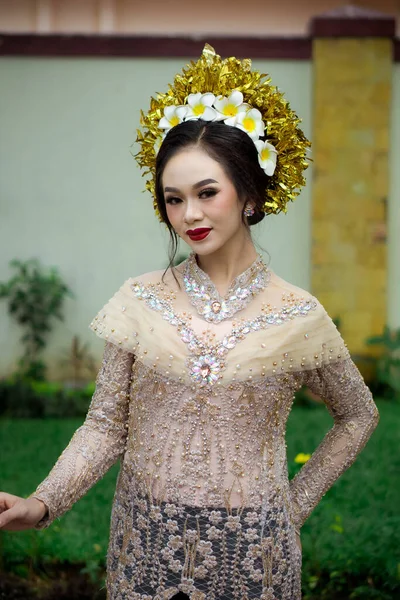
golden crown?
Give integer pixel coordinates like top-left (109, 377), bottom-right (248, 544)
top-left (134, 44), bottom-right (311, 222)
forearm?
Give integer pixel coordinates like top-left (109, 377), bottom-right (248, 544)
top-left (28, 420), bottom-right (127, 528)
top-left (28, 342), bottom-right (134, 529)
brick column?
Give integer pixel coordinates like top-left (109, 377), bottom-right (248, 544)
top-left (310, 6), bottom-right (395, 358)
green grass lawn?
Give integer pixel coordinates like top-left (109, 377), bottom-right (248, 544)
top-left (1, 399), bottom-right (399, 598)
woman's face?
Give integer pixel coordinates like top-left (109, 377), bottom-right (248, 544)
top-left (162, 146), bottom-right (247, 256)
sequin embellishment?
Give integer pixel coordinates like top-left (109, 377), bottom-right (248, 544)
top-left (183, 252), bottom-right (271, 323)
top-left (131, 282), bottom-right (317, 387)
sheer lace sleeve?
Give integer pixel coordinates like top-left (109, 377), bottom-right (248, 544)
top-left (27, 342), bottom-right (134, 529)
top-left (289, 356), bottom-right (380, 530)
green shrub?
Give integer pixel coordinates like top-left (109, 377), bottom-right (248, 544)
top-left (0, 378), bottom-right (94, 418)
top-left (366, 326), bottom-right (400, 401)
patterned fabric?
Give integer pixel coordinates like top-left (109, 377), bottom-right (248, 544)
top-left (183, 251), bottom-right (270, 323)
top-left (28, 259), bottom-right (380, 599)
top-left (107, 497), bottom-right (301, 599)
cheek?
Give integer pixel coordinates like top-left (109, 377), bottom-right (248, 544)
top-left (165, 204), bottom-right (179, 225)
top-left (212, 190), bottom-right (242, 219)
top-left (165, 204), bottom-right (188, 233)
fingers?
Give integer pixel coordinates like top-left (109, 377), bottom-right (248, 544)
top-left (0, 507), bottom-right (18, 529)
top-left (0, 492), bottom-right (18, 512)
top-left (0, 496), bottom-right (24, 529)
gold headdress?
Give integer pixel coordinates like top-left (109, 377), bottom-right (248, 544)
top-left (134, 44), bottom-right (311, 222)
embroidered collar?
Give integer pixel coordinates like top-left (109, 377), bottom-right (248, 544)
top-left (130, 278), bottom-right (317, 387)
top-left (182, 252), bottom-right (270, 323)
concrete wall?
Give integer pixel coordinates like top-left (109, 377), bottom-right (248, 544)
top-left (388, 64), bottom-right (400, 329)
top-left (0, 56), bottom-right (312, 377)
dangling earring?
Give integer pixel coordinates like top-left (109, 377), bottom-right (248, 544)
top-left (244, 203), bottom-right (255, 217)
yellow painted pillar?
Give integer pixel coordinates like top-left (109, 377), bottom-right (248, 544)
top-left (310, 7), bottom-right (395, 357)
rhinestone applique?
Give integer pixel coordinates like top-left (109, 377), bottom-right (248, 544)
top-left (183, 252), bottom-right (271, 323)
top-left (190, 354), bottom-right (223, 385)
top-left (131, 282), bottom-right (317, 387)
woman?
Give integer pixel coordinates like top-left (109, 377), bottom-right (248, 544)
top-left (0, 46), bottom-right (379, 600)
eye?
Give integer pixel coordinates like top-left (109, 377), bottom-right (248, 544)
top-left (165, 197), bottom-right (182, 205)
top-left (199, 188), bottom-right (217, 199)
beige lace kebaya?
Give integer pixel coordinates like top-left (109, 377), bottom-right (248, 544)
top-left (28, 254), bottom-right (379, 600)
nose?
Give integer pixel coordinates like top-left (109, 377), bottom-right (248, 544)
top-left (183, 198), bottom-right (204, 224)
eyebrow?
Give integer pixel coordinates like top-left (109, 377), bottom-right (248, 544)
top-left (164, 179), bottom-right (218, 193)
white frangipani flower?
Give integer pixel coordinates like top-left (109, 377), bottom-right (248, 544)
top-left (156, 91), bottom-right (276, 175)
top-left (159, 105), bottom-right (187, 130)
top-left (214, 90), bottom-right (248, 122)
top-left (235, 108), bottom-right (265, 140)
top-left (255, 139), bottom-right (278, 176)
top-left (185, 93), bottom-right (217, 121)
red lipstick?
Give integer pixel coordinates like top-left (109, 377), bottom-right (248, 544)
top-left (186, 228), bottom-right (212, 241)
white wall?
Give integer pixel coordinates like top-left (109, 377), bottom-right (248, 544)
top-left (0, 56), bottom-right (312, 377)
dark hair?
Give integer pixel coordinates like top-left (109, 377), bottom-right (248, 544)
top-left (155, 119), bottom-right (270, 281)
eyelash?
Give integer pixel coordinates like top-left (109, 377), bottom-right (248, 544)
top-left (165, 188), bottom-right (217, 205)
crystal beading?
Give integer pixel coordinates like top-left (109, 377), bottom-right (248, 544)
top-left (131, 281), bottom-right (317, 388)
top-left (183, 252), bottom-right (271, 323)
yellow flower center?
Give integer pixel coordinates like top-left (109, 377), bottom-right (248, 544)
top-left (170, 116), bottom-right (180, 127)
top-left (260, 148), bottom-right (271, 161)
top-left (193, 104), bottom-right (205, 116)
top-left (242, 116), bottom-right (256, 132)
top-left (223, 103), bottom-right (238, 117)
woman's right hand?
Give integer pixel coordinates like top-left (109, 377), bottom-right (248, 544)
top-left (0, 492), bottom-right (48, 531)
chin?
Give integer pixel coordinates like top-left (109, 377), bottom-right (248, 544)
top-left (190, 244), bottom-right (224, 257)
top-left (183, 232), bottom-right (231, 255)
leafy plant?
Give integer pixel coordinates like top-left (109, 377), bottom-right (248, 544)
top-left (0, 375), bottom-right (45, 418)
top-left (365, 326), bottom-right (400, 400)
top-left (0, 258), bottom-right (73, 378)
top-left (59, 335), bottom-right (97, 385)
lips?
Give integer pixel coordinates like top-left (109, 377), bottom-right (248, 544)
top-left (186, 228), bottom-right (212, 235)
top-left (187, 228), bottom-right (212, 241)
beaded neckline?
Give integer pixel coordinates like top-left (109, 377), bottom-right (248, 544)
top-left (182, 252), bottom-right (270, 323)
top-left (130, 279), bottom-right (318, 387)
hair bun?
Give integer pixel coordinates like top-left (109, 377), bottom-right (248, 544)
top-left (247, 210), bottom-right (266, 226)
